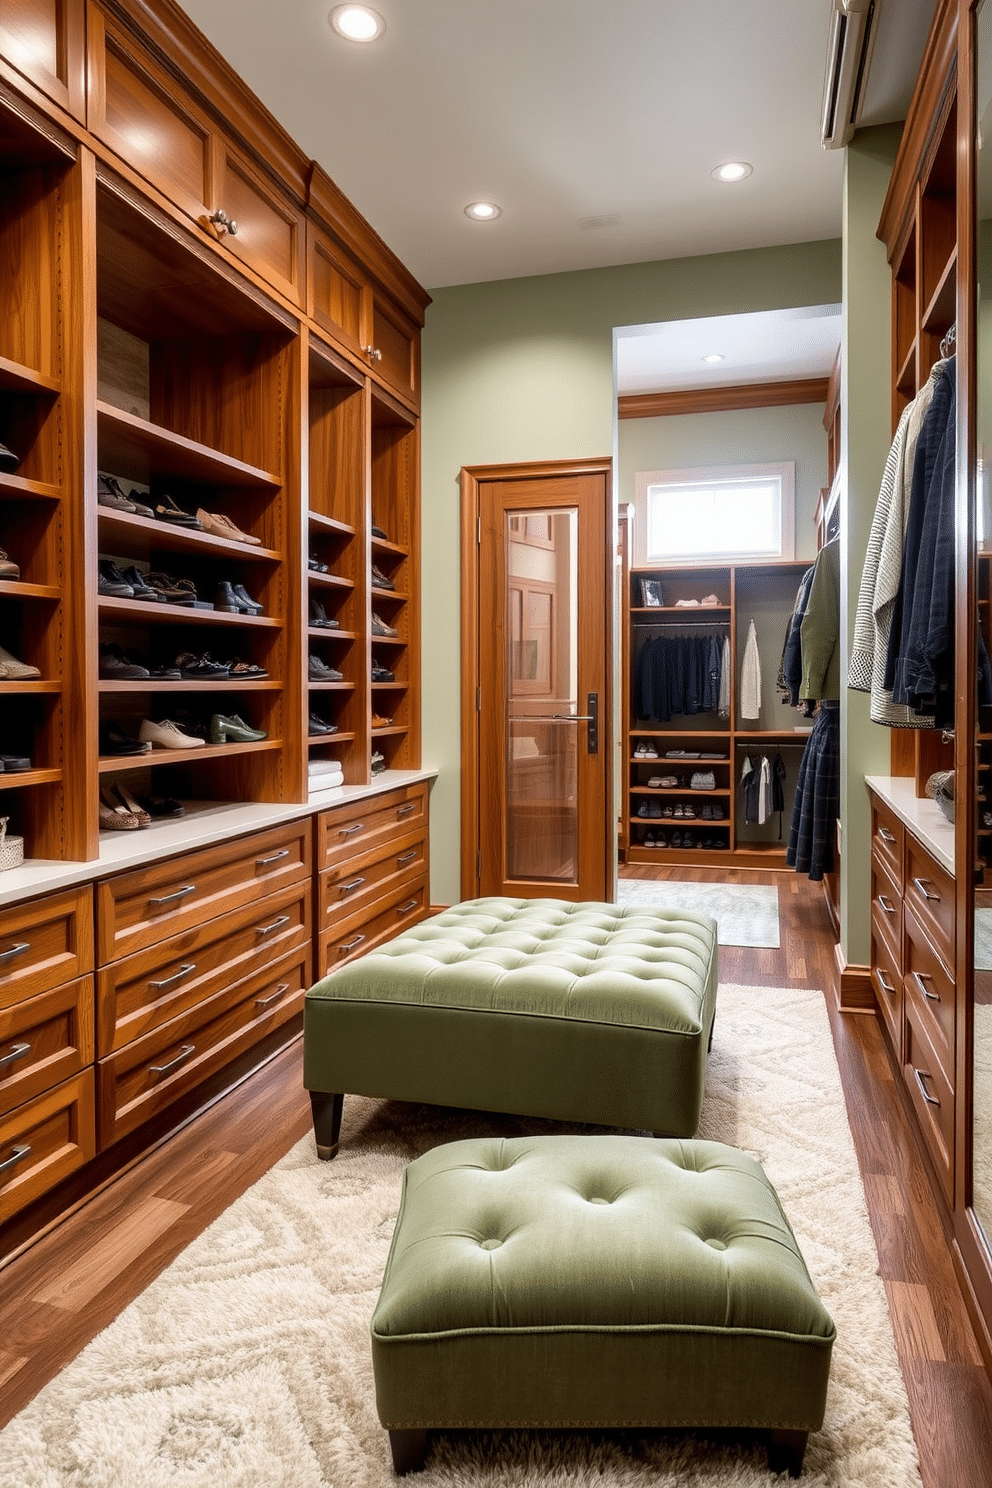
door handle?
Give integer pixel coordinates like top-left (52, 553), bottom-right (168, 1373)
top-left (587, 692), bottom-right (598, 753)
top-left (509, 714), bottom-right (593, 722)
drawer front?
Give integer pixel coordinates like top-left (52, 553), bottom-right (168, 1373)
top-left (0, 0), bottom-right (85, 119)
top-left (903, 997), bottom-right (955, 1204)
top-left (214, 142), bottom-right (304, 305)
top-left (869, 794), bottom-right (904, 890)
top-left (870, 910), bottom-right (902, 1059)
top-left (0, 1070), bottom-right (96, 1222)
top-left (315, 782), bottom-right (428, 872)
top-left (308, 227), bottom-right (370, 360)
top-left (98, 822), bottom-right (311, 964)
top-left (316, 874), bottom-right (429, 977)
top-left (317, 829), bottom-right (426, 928)
top-left (904, 905), bottom-right (955, 1084)
top-left (97, 880), bottom-right (310, 1055)
top-left (0, 886), bottom-right (94, 1012)
top-left (870, 855), bottom-right (903, 953)
top-left (0, 974), bottom-right (94, 1118)
top-left (904, 838), bottom-right (955, 974)
top-left (98, 943), bottom-right (309, 1147)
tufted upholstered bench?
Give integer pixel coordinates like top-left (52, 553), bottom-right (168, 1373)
top-left (303, 896), bottom-right (718, 1157)
top-left (371, 1134), bottom-right (835, 1478)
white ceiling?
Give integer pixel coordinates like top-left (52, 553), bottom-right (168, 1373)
top-left (175, 0), bottom-right (937, 294)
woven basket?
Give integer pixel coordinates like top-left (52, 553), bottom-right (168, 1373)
top-left (0, 816), bottom-right (24, 871)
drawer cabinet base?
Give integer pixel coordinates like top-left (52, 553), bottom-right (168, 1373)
top-left (0, 1070), bottom-right (95, 1222)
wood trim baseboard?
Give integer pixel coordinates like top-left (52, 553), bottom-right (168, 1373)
top-left (617, 378), bottom-right (829, 421)
top-left (831, 941), bottom-right (875, 1013)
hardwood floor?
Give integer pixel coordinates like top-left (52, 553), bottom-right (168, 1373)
top-left (1, 869), bottom-right (991, 1488)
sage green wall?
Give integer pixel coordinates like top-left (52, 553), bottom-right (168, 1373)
top-left (840, 125), bottom-right (903, 969)
top-left (421, 239), bottom-right (843, 905)
top-left (617, 404), bottom-right (830, 564)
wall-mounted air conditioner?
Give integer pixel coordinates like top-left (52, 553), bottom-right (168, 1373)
top-left (821, 0), bottom-right (881, 148)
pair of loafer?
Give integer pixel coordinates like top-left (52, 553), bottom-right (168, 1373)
top-left (196, 509), bottom-right (261, 545)
top-left (210, 712), bottom-right (267, 744)
top-left (154, 494), bottom-right (201, 528)
top-left (97, 473), bottom-right (153, 517)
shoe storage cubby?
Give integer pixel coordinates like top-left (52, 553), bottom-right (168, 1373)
top-left (369, 388), bottom-right (420, 775)
top-left (624, 559), bottom-right (813, 867)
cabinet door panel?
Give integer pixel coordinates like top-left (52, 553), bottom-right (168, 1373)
top-left (0, 0), bottom-right (85, 119)
top-left (215, 145), bottom-right (304, 305)
top-left (309, 229), bottom-right (369, 360)
top-left (371, 295), bottom-right (418, 406)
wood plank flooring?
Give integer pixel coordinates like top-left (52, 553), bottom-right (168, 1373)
top-left (1, 868), bottom-right (990, 1488)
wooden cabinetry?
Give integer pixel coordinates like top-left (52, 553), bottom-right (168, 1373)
top-left (0, 0), bottom-right (86, 121)
top-left (624, 560), bottom-right (811, 867)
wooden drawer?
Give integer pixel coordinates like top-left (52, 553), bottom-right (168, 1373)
top-left (904, 995), bottom-right (955, 1204)
top-left (97, 942), bottom-right (309, 1147)
top-left (317, 828), bottom-right (426, 929)
top-left (315, 782), bottom-right (427, 873)
top-left (0, 886), bottom-right (94, 1012)
top-left (870, 795), bottom-right (904, 889)
top-left (904, 904), bottom-right (955, 1084)
top-left (97, 821), bottom-right (311, 965)
top-left (904, 837), bottom-right (955, 974)
top-left (0, 0), bottom-right (86, 119)
top-left (97, 880), bottom-right (310, 1056)
top-left (316, 874), bottom-right (429, 977)
top-left (870, 854), bottom-right (903, 953)
top-left (871, 910), bottom-right (903, 1059)
top-left (0, 974), bottom-right (94, 1118)
top-left (0, 1070), bottom-right (95, 1222)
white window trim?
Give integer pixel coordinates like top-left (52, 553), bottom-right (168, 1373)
top-left (633, 460), bottom-right (795, 567)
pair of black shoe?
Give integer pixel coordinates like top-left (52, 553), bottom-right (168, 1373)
top-left (99, 721), bottom-right (152, 756)
top-left (371, 662), bottom-right (395, 682)
top-left (98, 473), bottom-right (153, 516)
top-left (215, 581), bottom-right (263, 614)
top-left (308, 711), bottom-right (339, 736)
top-left (309, 597), bottom-right (340, 629)
top-left (154, 494), bottom-right (200, 528)
top-left (99, 643), bottom-right (180, 680)
top-left (0, 442), bottom-right (21, 475)
top-left (98, 560), bottom-right (168, 601)
top-left (308, 554), bottom-right (330, 573)
top-left (0, 752), bottom-right (31, 771)
top-left (308, 654), bottom-right (343, 682)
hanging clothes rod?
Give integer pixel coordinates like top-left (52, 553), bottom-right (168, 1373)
top-left (632, 620), bottom-right (730, 629)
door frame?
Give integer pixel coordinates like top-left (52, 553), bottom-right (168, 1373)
top-left (459, 455), bottom-right (615, 901)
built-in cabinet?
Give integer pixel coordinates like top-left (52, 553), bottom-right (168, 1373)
top-left (0, 0), bottom-right (432, 1250)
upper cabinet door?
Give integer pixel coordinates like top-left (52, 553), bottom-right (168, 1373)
top-left (0, 0), bottom-right (86, 119)
top-left (308, 225), bottom-right (371, 364)
top-left (369, 294), bottom-right (419, 409)
top-left (208, 138), bottom-right (305, 307)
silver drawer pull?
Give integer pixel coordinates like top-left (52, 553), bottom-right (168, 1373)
top-left (876, 972), bottom-right (895, 995)
top-left (396, 899), bottom-right (418, 915)
top-left (914, 1068), bottom-right (940, 1107)
top-left (397, 850), bottom-right (418, 864)
top-left (397, 803), bottom-right (416, 817)
top-left (338, 934), bottom-right (366, 953)
top-left (257, 915), bottom-right (291, 936)
top-left (0, 1143), bottom-right (30, 1178)
top-left (0, 1041), bottom-right (31, 1070)
top-left (913, 876), bottom-right (940, 902)
top-left (0, 941), bottom-right (30, 965)
top-left (148, 963), bottom-right (196, 991)
top-left (339, 877), bottom-right (365, 895)
top-left (255, 982), bottom-right (290, 1009)
top-left (877, 894), bottom-right (896, 915)
top-left (339, 823), bottom-right (364, 837)
top-left (877, 827), bottom-right (897, 844)
top-left (256, 849), bottom-right (290, 868)
top-left (914, 971), bottom-right (940, 1003)
top-left (148, 885), bottom-right (196, 908)
top-left (149, 1044), bottom-right (196, 1075)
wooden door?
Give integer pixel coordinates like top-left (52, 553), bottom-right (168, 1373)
top-left (464, 461), bottom-right (612, 902)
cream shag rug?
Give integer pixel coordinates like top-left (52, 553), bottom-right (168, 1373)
top-left (974, 1003), bottom-right (992, 1246)
top-left (0, 984), bottom-right (921, 1488)
top-left (615, 878), bottom-right (780, 948)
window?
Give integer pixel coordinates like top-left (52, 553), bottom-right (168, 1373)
top-left (636, 462), bottom-right (795, 564)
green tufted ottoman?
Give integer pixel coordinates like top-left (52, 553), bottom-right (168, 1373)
top-left (303, 896), bottom-right (718, 1157)
top-left (371, 1135), bottom-right (835, 1478)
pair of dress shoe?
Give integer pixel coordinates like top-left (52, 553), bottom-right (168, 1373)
top-left (309, 597), bottom-right (340, 629)
top-left (308, 654), bottom-right (343, 682)
top-left (308, 711), bottom-right (339, 736)
top-left (308, 554), bottom-right (329, 573)
top-left (0, 549), bottom-right (20, 580)
top-left (154, 494), bottom-right (201, 528)
top-left (99, 643), bottom-right (151, 680)
top-left (371, 524), bottom-right (388, 541)
top-left (0, 644), bottom-right (40, 680)
top-left (210, 712), bottom-right (267, 744)
top-left (174, 651), bottom-right (230, 681)
top-left (0, 442), bottom-right (20, 475)
top-left (371, 612), bottom-right (397, 637)
top-left (99, 783), bottom-right (151, 831)
top-left (97, 473), bottom-right (153, 517)
top-left (371, 749), bottom-right (386, 774)
top-left (371, 563), bottom-right (395, 591)
top-left (196, 509), bottom-right (261, 545)
top-left (139, 718), bottom-right (205, 750)
top-left (371, 662), bottom-right (395, 682)
top-left (215, 581), bottom-right (263, 615)
top-left (100, 722), bottom-right (152, 756)
top-left (0, 754), bottom-right (31, 772)
top-left (145, 572), bottom-right (212, 608)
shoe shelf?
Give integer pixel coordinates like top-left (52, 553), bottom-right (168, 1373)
top-left (371, 635), bottom-right (406, 650)
top-left (0, 769), bottom-right (61, 789)
top-left (0, 681), bottom-right (61, 695)
top-left (0, 358), bottom-right (61, 398)
top-left (308, 627), bottom-right (357, 641)
top-left (309, 730), bottom-right (354, 745)
top-left (97, 739), bottom-right (282, 774)
top-left (0, 580), bottom-right (61, 602)
top-left (309, 572), bottom-right (355, 593)
top-left (309, 680), bottom-right (355, 692)
top-left (97, 596), bottom-right (280, 629)
top-left (309, 512), bottom-right (356, 539)
top-left (0, 471), bottom-right (61, 502)
top-left (98, 680), bottom-right (280, 693)
top-left (97, 509), bottom-right (280, 564)
top-left (371, 533), bottom-right (407, 559)
top-left (96, 403), bottom-right (280, 491)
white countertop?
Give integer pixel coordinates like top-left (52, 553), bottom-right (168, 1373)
top-left (0, 768), bottom-right (437, 908)
top-left (864, 774), bottom-right (955, 877)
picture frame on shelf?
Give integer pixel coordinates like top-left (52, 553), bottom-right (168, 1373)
top-left (640, 577), bottom-right (664, 607)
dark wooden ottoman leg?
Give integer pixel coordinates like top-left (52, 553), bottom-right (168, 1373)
top-left (389, 1428), bottom-right (427, 1474)
top-left (309, 1091), bottom-right (343, 1160)
top-left (766, 1428), bottom-right (808, 1477)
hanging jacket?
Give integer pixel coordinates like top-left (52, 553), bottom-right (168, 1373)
top-left (740, 619), bottom-right (761, 720)
top-left (800, 536), bottom-right (840, 702)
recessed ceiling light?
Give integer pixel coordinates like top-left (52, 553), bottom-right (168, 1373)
top-left (702, 353), bottom-right (726, 363)
top-left (711, 161), bottom-right (753, 183)
top-left (465, 201), bottom-right (502, 221)
top-left (328, 5), bottom-right (385, 42)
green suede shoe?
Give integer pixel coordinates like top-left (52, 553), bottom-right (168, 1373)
top-left (209, 712), bottom-right (268, 744)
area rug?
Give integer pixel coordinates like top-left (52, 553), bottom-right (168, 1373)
top-left (974, 1003), bottom-right (992, 1248)
top-left (975, 907), bottom-right (992, 971)
top-left (615, 876), bottom-right (780, 947)
top-left (0, 984), bottom-right (920, 1488)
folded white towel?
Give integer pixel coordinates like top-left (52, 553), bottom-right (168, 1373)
top-left (308, 758), bottom-right (343, 776)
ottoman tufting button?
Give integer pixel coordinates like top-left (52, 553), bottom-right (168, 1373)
top-left (588, 1196), bottom-right (610, 1205)
top-left (480, 1237), bottom-right (503, 1250)
top-left (705, 1238), bottom-right (728, 1250)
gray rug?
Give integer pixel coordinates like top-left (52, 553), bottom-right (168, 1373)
top-left (615, 877), bottom-right (780, 947)
top-left (0, 984), bottom-right (921, 1488)
top-left (976, 908), bottom-right (992, 971)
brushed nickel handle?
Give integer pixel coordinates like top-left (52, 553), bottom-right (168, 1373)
top-left (255, 983), bottom-right (290, 1009)
top-left (0, 941), bottom-right (30, 965)
top-left (338, 878), bottom-right (365, 895)
top-left (396, 803), bottom-right (416, 817)
top-left (0, 1041), bottom-right (30, 1070)
top-left (914, 971), bottom-right (940, 1002)
top-left (148, 963), bottom-right (196, 991)
top-left (338, 934), bottom-right (366, 953)
top-left (149, 885), bottom-right (196, 908)
top-left (397, 850), bottom-right (418, 864)
top-left (876, 972), bottom-right (895, 995)
top-left (877, 894), bottom-right (896, 915)
top-left (877, 827), bottom-right (897, 843)
top-left (149, 1044), bottom-right (195, 1075)
top-left (256, 849), bottom-right (290, 868)
top-left (914, 1068), bottom-right (940, 1107)
top-left (339, 823), bottom-right (364, 836)
top-left (396, 899), bottom-right (418, 915)
top-left (913, 876), bottom-right (940, 902)
top-left (0, 1143), bottom-right (30, 1177)
top-left (257, 915), bottom-right (291, 936)
top-left (363, 344), bottom-right (382, 362)
top-left (208, 207), bottom-right (238, 236)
